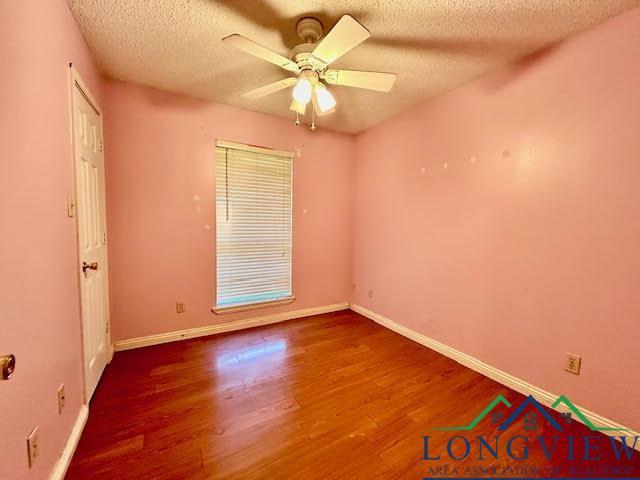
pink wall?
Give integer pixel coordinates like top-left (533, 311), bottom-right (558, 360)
top-left (0, 1), bottom-right (104, 479)
top-left (352, 8), bottom-right (640, 430)
top-left (3, 3), bottom-right (639, 477)
top-left (103, 81), bottom-right (355, 342)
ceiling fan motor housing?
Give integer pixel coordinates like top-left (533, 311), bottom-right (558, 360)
top-left (289, 43), bottom-right (315, 61)
top-left (296, 17), bottom-right (323, 43)
top-left (291, 17), bottom-right (326, 70)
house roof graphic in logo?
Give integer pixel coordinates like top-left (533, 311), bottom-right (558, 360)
top-left (433, 394), bottom-right (626, 432)
top-left (498, 395), bottom-right (562, 431)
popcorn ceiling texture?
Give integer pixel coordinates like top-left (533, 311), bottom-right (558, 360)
top-left (68, 0), bottom-right (640, 133)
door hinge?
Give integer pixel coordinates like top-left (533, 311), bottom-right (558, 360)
top-left (105, 322), bottom-right (110, 334)
top-left (67, 195), bottom-right (76, 218)
top-left (98, 139), bottom-right (104, 152)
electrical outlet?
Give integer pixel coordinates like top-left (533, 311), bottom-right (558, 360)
top-left (27, 427), bottom-right (39, 468)
top-left (57, 384), bottom-right (66, 414)
top-left (176, 302), bottom-right (186, 314)
top-left (565, 353), bottom-right (581, 375)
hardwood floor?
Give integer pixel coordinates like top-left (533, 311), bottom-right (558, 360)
top-left (67, 310), bottom-right (639, 479)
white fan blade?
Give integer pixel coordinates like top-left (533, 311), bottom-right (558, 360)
top-left (323, 69), bottom-right (396, 92)
top-left (222, 34), bottom-right (300, 73)
top-left (242, 78), bottom-right (297, 99)
top-left (311, 15), bottom-right (370, 65)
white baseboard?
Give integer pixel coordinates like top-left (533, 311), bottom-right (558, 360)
top-left (350, 303), bottom-right (639, 448)
top-left (49, 404), bottom-right (88, 480)
top-left (114, 302), bottom-right (350, 352)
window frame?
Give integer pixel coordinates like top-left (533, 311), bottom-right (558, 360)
top-left (212, 140), bottom-right (294, 314)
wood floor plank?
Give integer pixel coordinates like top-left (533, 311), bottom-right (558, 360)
top-left (67, 310), bottom-right (640, 479)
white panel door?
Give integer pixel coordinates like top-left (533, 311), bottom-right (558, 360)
top-left (72, 76), bottom-right (109, 401)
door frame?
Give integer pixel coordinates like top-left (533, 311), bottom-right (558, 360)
top-left (69, 64), bottom-right (112, 403)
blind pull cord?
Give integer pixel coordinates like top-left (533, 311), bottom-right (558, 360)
top-left (225, 149), bottom-right (229, 221)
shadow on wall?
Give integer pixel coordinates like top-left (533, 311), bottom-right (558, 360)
top-left (481, 43), bottom-right (559, 91)
top-left (124, 80), bottom-right (214, 110)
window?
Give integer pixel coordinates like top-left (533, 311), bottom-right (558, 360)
top-left (214, 141), bottom-right (293, 312)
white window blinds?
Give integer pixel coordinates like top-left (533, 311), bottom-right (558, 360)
top-left (215, 143), bottom-right (293, 309)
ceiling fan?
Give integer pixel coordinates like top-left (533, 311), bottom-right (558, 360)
top-left (222, 15), bottom-right (397, 130)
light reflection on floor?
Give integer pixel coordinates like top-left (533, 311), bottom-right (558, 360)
top-left (215, 339), bottom-right (287, 370)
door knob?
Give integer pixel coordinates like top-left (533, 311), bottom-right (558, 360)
top-left (1, 354), bottom-right (16, 380)
top-left (82, 261), bottom-right (98, 273)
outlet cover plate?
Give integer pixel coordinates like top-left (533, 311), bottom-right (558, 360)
top-left (565, 353), bottom-right (581, 375)
top-left (27, 427), bottom-right (39, 467)
top-left (57, 384), bottom-right (66, 414)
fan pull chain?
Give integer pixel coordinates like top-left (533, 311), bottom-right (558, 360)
top-left (295, 112), bottom-right (300, 126)
top-left (310, 106), bottom-right (316, 131)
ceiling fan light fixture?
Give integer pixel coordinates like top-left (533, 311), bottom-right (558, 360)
top-left (290, 99), bottom-right (307, 115)
top-left (314, 85), bottom-right (336, 113)
top-left (292, 77), bottom-right (312, 104)
top-left (292, 70), bottom-right (318, 105)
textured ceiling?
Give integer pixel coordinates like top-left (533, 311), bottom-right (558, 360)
top-left (68, 0), bottom-right (639, 134)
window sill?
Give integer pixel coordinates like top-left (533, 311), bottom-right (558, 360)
top-left (212, 296), bottom-right (295, 315)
